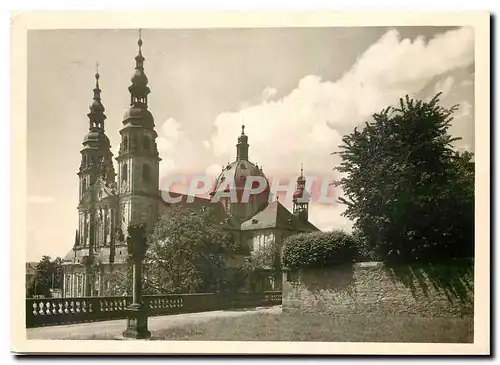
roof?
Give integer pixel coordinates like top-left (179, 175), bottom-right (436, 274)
top-left (63, 246), bottom-right (89, 263)
top-left (62, 245), bottom-right (130, 264)
top-left (160, 191), bottom-right (216, 209)
top-left (240, 200), bottom-right (320, 232)
top-left (159, 191), bottom-right (240, 229)
top-left (212, 159), bottom-right (269, 194)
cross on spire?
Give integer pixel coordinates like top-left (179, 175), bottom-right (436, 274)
top-left (95, 61), bottom-right (100, 88)
top-left (128, 28), bottom-right (150, 107)
top-left (138, 28), bottom-right (143, 54)
top-left (87, 65), bottom-right (106, 131)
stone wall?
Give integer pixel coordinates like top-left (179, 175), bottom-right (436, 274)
top-left (282, 259), bottom-right (474, 317)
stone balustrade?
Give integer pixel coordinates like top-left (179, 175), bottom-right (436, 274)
top-left (26, 291), bottom-right (282, 328)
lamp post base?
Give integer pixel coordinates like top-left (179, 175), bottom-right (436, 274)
top-left (121, 303), bottom-right (151, 340)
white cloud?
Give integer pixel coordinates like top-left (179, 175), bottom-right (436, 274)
top-left (158, 158), bottom-right (177, 190)
top-left (308, 202), bottom-right (353, 232)
top-left (156, 117), bottom-right (198, 179)
top-left (434, 76), bottom-right (455, 97)
top-left (159, 158), bottom-right (176, 174)
top-left (157, 117), bottom-right (183, 152)
top-left (455, 100), bottom-right (473, 119)
top-left (207, 27), bottom-right (475, 231)
top-left (461, 79), bottom-right (474, 87)
top-left (205, 163), bottom-right (223, 179)
top-left (27, 196), bottom-right (55, 204)
top-left (262, 87), bottom-right (277, 101)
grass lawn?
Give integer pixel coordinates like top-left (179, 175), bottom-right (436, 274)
top-left (151, 311), bottom-right (473, 343)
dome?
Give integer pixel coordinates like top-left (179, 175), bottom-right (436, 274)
top-left (131, 69), bottom-right (148, 86)
top-left (212, 159), bottom-right (269, 193)
top-left (122, 107), bottom-right (153, 124)
top-left (83, 130), bottom-right (110, 146)
top-left (89, 99), bottom-right (105, 113)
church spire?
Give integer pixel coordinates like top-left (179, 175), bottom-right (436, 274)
top-left (236, 124), bottom-right (249, 160)
top-left (87, 62), bottom-right (106, 130)
top-left (128, 29), bottom-right (150, 107)
top-left (80, 65), bottom-right (115, 186)
top-left (298, 163), bottom-right (305, 183)
top-left (293, 163), bottom-right (309, 221)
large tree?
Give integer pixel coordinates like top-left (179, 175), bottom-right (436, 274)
top-left (334, 93), bottom-right (474, 263)
top-left (144, 207), bottom-right (237, 294)
top-left (28, 256), bottom-right (64, 297)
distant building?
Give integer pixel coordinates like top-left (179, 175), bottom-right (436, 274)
top-left (62, 34), bottom-right (319, 298)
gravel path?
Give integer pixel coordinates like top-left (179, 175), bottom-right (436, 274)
top-left (26, 306), bottom-right (282, 340)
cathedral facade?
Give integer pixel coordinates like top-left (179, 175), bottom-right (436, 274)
top-left (62, 34), bottom-right (318, 298)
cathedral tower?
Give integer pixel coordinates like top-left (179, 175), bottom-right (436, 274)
top-left (77, 67), bottom-right (116, 250)
top-left (116, 31), bottom-right (161, 235)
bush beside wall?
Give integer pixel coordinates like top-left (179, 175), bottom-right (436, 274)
top-left (282, 259), bottom-right (474, 317)
top-left (282, 230), bottom-right (359, 270)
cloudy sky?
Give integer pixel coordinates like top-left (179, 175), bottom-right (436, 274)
top-left (27, 26), bottom-right (474, 262)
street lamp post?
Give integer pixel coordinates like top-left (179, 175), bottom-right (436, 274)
top-left (121, 223), bottom-right (151, 339)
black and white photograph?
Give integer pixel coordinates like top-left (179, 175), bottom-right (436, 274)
top-left (10, 11), bottom-right (490, 355)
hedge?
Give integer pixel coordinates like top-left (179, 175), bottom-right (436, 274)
top-left (282, 230), bottom-right (359, 269)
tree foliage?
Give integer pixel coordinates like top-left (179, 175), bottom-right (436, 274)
top-left (334, 93), bottom-right (474, 263)
top-left (237, 238), bottom-right (281, 292)
top-left (144, 207), bottom-right (237, 294)
top-left (282, 230), bottom-right (359, 269)
top-left (28, 256), bottom-right (64, 297)
top-left (105, 265), bottom-right (133, 296)
top-left (242, 237), bottom-right (279, 271)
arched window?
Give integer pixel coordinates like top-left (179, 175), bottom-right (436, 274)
top-left (142, 136), bottom-right (150, 151)
top-left (142, 163), bottom-right (151, 182)
top-left (123, 136), bottom-right (129, 151)
top-left (82, 155), bottom-right (87, 167)
top-left (122, 163), bottom-right (128, 182)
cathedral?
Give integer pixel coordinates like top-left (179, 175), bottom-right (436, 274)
top-left (62, 34), bottom-right (319, 298)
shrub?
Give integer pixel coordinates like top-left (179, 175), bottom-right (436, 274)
top-left (282, 230), bottom-right (359, 270)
